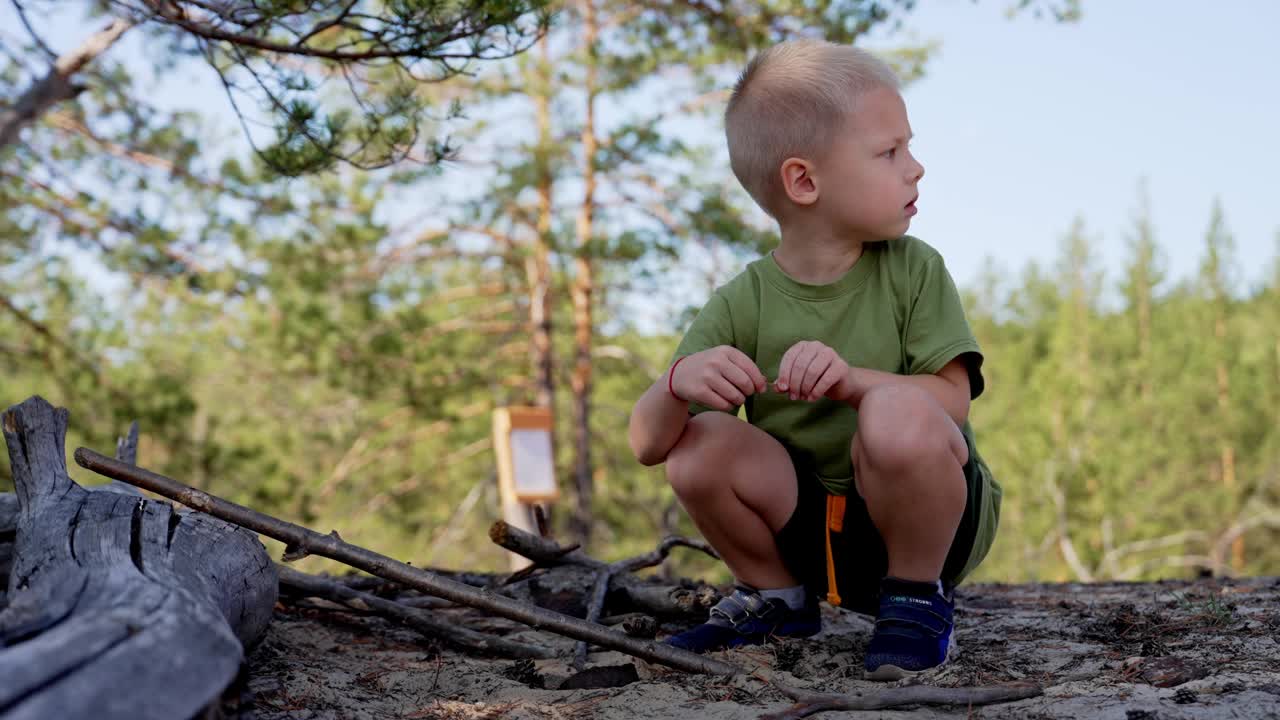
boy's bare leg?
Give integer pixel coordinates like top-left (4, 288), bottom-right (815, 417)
top-left (851, 384), bottom-right (969, 583)
top-left (666, 412), bottom-right (799, 589)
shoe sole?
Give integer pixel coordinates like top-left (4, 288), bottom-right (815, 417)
top-left (863, 633), bottom-right (958, 681)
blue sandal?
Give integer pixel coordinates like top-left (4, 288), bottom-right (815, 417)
top-left (863, 578), bottom-right (957, 680)
top-left (665, 587), bottom-right (821, 654)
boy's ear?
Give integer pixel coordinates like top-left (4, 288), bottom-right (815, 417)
top-left (779, 157), bottom-right (819, 206)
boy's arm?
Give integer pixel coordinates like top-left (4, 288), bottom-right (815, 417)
top-left (627, 372), bottom-right (695, 467)
top-left (777, 343), bottom-right (972, 426)
top-left (632, 287), bottom-right (764, 465)
top-left (629, 346), bottom-right (769, 466)
top-left (841, 357), bottom-right (972, 426)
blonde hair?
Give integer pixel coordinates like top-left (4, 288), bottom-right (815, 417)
top-left (725, 40), bottom-right (900, 217)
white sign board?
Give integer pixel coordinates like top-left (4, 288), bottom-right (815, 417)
top-left (509, 428), bottom-right (557, 500)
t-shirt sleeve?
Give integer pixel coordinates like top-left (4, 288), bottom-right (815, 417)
top-left (904, 255), bottom-right (986, 399)
top-left (671, 291), bottom-right (737, 415)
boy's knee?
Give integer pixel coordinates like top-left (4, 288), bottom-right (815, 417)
top-left (666, 413), bottom-right (731, 500)
top-left (853, 385), bottom-right (966, 473)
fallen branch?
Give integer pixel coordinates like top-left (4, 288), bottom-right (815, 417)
top-left (74, 448), bottom-right (741, 678)
top-left (619, 582), bottom-right (721, 617)
top-left (491, 520), bottom-right (721, 617)
top-left (489, 520), bottom-right (598, 567)
top-left (391, 594), bottom-right (452, 610)
top-left (277, 566), bottom-right (552, 660)
top-left (759, 680), bottom-right (1044, 718)
top-left (336, 570), bottom-right (499, 592)
top-left (574, 535), bottom-right (719, 669)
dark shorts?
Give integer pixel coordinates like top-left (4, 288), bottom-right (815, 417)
top-left (774, 431), bottom-right (998, 616)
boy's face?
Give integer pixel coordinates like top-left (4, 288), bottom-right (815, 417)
top-left (813, 87), bottom-right (924, 241)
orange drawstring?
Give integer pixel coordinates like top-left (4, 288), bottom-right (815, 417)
top-left (824, 494), bottom-right (846, 607)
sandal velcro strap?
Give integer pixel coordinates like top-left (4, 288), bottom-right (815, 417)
top-left (709, 588), bottom-right (780, 627)
top-left (666, 588), bottom-right (821, 653)
top-left (875, 594), bottom-right (952, 635)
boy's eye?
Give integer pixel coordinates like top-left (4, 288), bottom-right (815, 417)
top-left (883, 147), bottom-right (897, 159)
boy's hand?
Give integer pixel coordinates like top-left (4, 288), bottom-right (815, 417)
top-left (671, 346), bottom-right (769, 412)
top-left (776, 341), bottom-right (851, 402)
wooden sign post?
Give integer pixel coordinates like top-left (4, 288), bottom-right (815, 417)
top-left (492, 406), bottom-right (558, 570)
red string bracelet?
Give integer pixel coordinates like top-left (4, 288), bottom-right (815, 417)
top-left (668, 356), bottom-right (688, 402)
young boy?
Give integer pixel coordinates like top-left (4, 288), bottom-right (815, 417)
top-left (627, 40), bottom-right (1001, 680)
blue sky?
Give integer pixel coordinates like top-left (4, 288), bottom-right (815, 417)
top-left (11, 2), bottom-right (1280, 299)
top-left (885, 1), bottom-right (1280, 292)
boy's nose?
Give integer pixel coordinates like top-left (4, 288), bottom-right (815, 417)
top-left (909, 153), bottom-right (925, 183)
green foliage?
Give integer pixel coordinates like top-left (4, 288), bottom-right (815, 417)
top-left (15, 1), bottom-right (1275, 587)
top-left (964, 198), bottom-right (1280, 583)
top-left (5, 177), bottom-right (1279, 582)
top-left (6, 0), bottom-right (551, 174)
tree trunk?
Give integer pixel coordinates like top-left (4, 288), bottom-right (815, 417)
top-left (1135, 259), bottom-right (1152, 402)
top-left (0, 396), bottom-right (276, 720)
top-left (528, 38), bottom-right (556, 412)
top-left (504, 38), bottom-right (559, 550)
top-left (0, 18), bottom-right (134, 149)
top-left (569, 0), bottom-right (599, 547)
top-left (1214, 313), bottom-right (1244, 572)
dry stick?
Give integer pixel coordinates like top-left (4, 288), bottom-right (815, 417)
top-left (338, 570), bottom-right (499, 592)
top-left (73, 449), bottom-right (740, 678)
top-left (615, 580), bottom-right (720, 618)
top-left (75, 450), bottom-right (1043, 718)
top-left (489, 521), bottom-right (598, 567)
top-left (486, 521), bottom-right (596, 588)
top-left (492, 521), bottom-right (721, 618)
top-left (393, 594), bottom-right (452, 610)
top-left (276, 566), bottom-right (553, 660)
top-left (758, 681), bottom-right (1044, 719)
top-left (573, 536), bottom-right (719, 669)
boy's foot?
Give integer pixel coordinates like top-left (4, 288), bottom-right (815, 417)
top-left (664, 587), bottom-right (821, 654)
top-left (863, 578), bottom-right (956, 681)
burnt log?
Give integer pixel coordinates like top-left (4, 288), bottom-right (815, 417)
top-left (0, 396), bottom-right (277, 720)
top-left (2, 418), bottom-right (145, 603)
top-left (0, 493), bottom-right (14, 602)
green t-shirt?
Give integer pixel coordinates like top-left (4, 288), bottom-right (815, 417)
top-left (672, 235), bottom-right (991, 496)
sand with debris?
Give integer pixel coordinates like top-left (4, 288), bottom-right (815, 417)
top-left (227, 576), bottom-right (1280, 719)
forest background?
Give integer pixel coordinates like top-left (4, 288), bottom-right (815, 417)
top-left (3, 0), bottom-right (1279, 586)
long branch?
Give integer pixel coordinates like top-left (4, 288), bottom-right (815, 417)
top-left (129, 0), bottom-right (537, 62)
top-left (73, 448), bottom-right (741, 678)
top-left (0, 17), bottom-right (134, 150)
top-left (0, 292), bottom-right (122, 398)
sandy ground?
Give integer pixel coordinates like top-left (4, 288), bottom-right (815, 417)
top-left (226, 576), bottom-right (1280, 719)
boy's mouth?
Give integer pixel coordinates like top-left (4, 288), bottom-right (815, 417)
top-left (904, 195), bottom-right (918, 217)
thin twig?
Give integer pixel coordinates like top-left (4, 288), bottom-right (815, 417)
top-left (11, 0), bottom-right (57, 60)
top-left (277, 566), bottom-right (552, 659)
top-left (758, 681), bottom-right (1043, 718)
top-left (575, 567), bottom-right (617, 669)
top-left (573, 536), bottom-right (720, 669)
